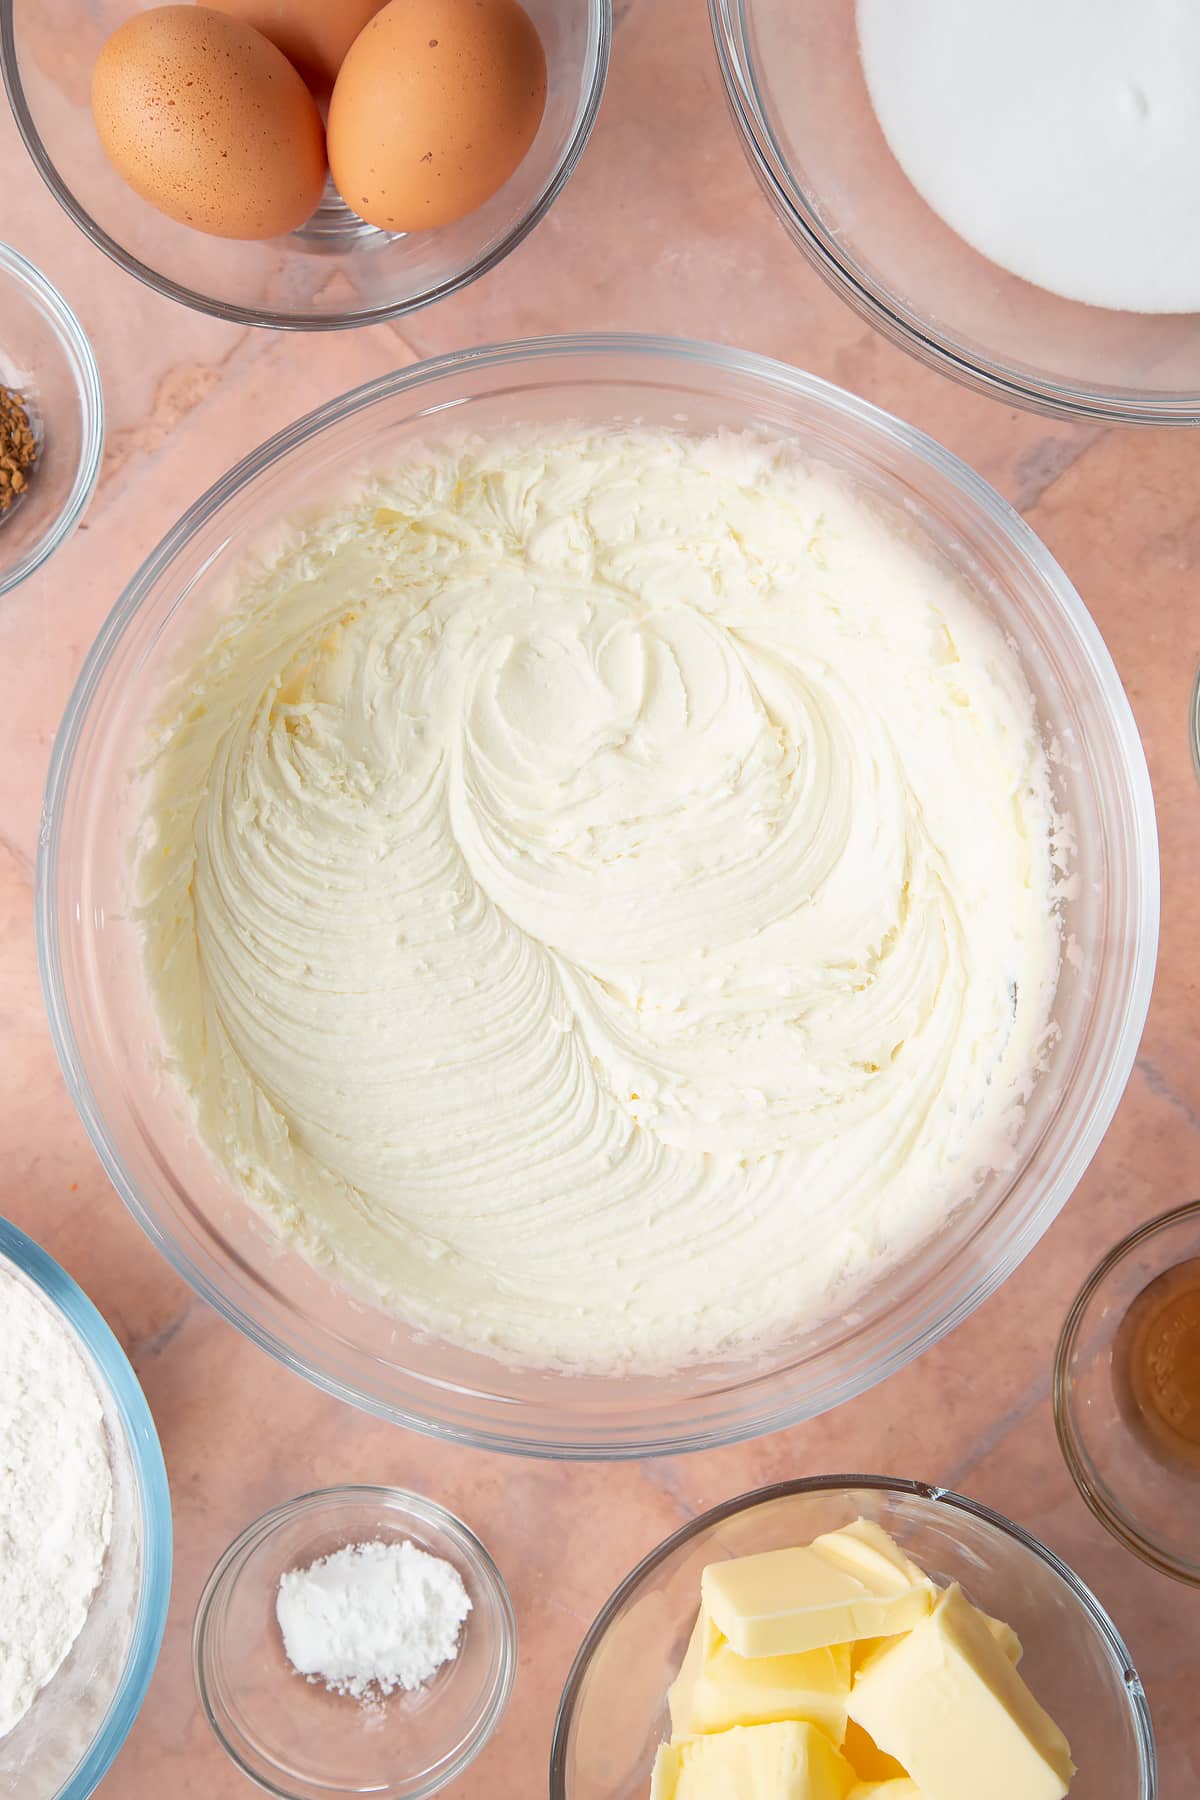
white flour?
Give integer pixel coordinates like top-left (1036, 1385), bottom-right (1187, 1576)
top-left (276, 1539), bottom-right (472, 1700)
top-left (0, 1268), bottom-right (113, 1739)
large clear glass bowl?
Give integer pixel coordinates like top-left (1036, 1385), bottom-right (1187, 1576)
top-left (549, 1477), bottom-right (1158, 1799)
top-left (36, 334), bottom-right (1158, 1459)
top-left (0, 1218), bottom-right (172, 1800)
top-left (709, 0), bottom-right (1200, 424)
top-left (0, 0), bottom-right (609, 330)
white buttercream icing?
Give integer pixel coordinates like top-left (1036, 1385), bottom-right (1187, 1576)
top-left (138, 429), bottom-right (1059, 1371)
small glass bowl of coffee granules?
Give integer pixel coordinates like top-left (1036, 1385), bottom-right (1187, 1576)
top-left (0, 242), bottom-right (103, 599)
top-left (0, 383), bottom-right (38, 520)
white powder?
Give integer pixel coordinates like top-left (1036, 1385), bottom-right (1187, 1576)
top-left (276, 1539), bottom-right (472, 1700)
top-left (858, 0), bottom-right (1200, 313)
top-left (0, 1268), bottom-right (113, 1739)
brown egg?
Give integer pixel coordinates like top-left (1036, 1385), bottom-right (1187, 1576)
top-left (328, 0), bottom-right (547, 233)
top-left (206, 0), bottom-right (387, 92)
top-left (92, 6), bottom-right (327, 241)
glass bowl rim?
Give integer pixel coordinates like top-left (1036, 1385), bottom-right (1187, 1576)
top-left (1053, 1197), bottom-right (1200, 1586)
top-left (707, 0), bottom-right (1200, 427)
top-left (35, 330), bottom-right (1159, 1459)
top-left (0, 1215), bottom-right (173, 1800)
top-left (192, 1482), bottom-right (518, 1800)
top-left (548, 1472), bottom-right (1159, 1799)
top-left (0, 0), bottom-right (612, 333)
top-left (0, 239), bottom-right (104, 598)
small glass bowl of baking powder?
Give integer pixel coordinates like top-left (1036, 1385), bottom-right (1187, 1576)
top-left (0, 241), bottom-right (103, 599)
top-left (194, 1485), bottom-right (516, 1800)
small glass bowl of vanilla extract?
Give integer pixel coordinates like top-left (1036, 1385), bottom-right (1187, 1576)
top-left (1055, 1200), bottom-right (1200, 1584)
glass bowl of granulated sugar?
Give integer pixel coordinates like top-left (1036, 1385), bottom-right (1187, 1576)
top-left (711, 0), bottom-right (1200, 422)
top-left (194, 1485), bottom-right (516, 1800)
top-left (0, 1218), bottom-right (171, 1799)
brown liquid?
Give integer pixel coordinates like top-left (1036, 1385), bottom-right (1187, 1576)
top-left (1115, 1257), bottom-right (1200, 1474)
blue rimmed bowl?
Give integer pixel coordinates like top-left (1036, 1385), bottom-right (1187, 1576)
top-left (0, 1218), bottom-right (171, 1799)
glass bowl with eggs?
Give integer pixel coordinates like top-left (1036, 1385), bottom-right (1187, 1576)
top-left (0, 0), bottom-right (610, 329)
top-left (710, 0), bottom-right (1200, 423)
top-left (37, 333), bottom-right (1158, 1459)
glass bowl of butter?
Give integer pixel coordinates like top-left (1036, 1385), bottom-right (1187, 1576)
top-left (551, 1476), bottom-right (1157, 1800)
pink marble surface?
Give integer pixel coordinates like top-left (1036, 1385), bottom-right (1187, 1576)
top-left (1, 1), bottom-right (1199, 1795)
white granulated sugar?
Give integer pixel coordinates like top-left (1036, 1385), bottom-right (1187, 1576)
top-left (0, 1268), bottom-right (113, 1739)
top-left (276, 1539), bottom-right (472, 1700)
top-left (857, 0), bottom-right (1200, 313)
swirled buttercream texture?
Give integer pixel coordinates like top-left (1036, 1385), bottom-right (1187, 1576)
top-left (139, 431), bottom-right (1059, 1371)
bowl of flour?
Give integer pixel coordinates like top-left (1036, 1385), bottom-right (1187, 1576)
top-left (0, 1219), bottom-right (171, 1798)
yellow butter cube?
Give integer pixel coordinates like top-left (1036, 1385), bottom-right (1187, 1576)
top-left (849, 1783), bottom-right (924, 1799)
top-left (848, 1584), bottom-right (1075, 1800)
top-left (651, 1741), bottom-right (679, 1800)
top-left (979, 1609), bottom-right (1023, 1666)
top-left (702, 1525), bottom-right (934, 1659)
top-left (668, 1607), bottom-right (851, 1741)
top-left (667, 1609), bottom-right (709, 1738)
top-left (851, 1604), bottom-right (1021, 1678)
top-left (811, 1520), bottom-right (930, 1591)
top-left (650, 1721), bottom-right (858, 1799)
top-left (842, 1717), bottom-right (910, 1783)
top-left (815, 1522), bottom-right (1020, 1666)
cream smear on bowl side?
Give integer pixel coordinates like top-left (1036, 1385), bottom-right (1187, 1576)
top-left (857, 0), bottom-right (1200, 313)
top-left (136, 428), bottom-right (1060, 1373)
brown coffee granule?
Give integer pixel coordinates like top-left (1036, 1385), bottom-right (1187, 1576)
top-left (0, 386), bottom-right (37, 515)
